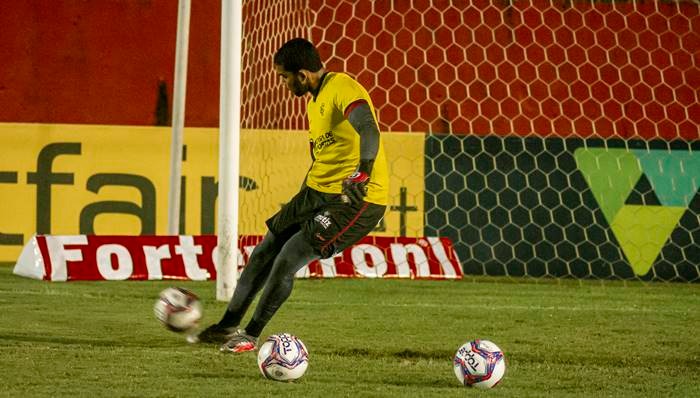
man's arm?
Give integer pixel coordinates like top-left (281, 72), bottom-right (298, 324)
top-left (343, 101), bottom-right (380, 204)
top-left (302, 140), bottom-right (315, 189)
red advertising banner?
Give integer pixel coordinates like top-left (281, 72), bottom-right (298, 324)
top-left (13, 235), bottom-right (462, 281)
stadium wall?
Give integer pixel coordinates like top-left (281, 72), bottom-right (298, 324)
top-left (1, 1), bottom-right (697, 139)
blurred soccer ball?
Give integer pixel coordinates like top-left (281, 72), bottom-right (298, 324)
top-left (257, 333), bottom-right (309, 381)
top-left (453, 339), bottom-right (506, 389)
top-left (153, 287), bottom-right (202, 332)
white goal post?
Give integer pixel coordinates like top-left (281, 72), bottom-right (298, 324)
top-left (216, 0), bottom-right (242, 301)
top-left (167, 0), bottom-right (191, 236)
top-left (168, 0), bottom-right (241, 301)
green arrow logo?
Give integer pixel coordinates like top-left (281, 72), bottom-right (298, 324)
top-left (574, 148), bottom-right (698, 276)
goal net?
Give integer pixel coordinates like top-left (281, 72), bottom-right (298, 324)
top-left (237, 0), bottom-right (699, 282)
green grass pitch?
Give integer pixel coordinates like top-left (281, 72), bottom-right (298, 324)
top-left (0, 264), bottom-right (698, 397)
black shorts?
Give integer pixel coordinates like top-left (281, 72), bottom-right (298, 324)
top-left (265, 186), bottom-right (386, 259)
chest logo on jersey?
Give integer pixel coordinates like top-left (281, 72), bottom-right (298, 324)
top-left (313, 131), bottom-right (336, 151)
top-left (319, 103), bottom-right (325, 116)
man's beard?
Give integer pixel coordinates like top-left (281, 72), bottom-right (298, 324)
top-left (292, 80), bottom-right (306, 97)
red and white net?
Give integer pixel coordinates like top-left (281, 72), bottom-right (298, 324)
top-left (241, 0), bottom-right (699, 140)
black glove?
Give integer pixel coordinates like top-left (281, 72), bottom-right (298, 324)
top-left (342, 171), bottom-right (370, 205)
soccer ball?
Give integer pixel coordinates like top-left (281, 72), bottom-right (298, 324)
top-left (453, 339), bottom-right (506, 389)
top-left (153, 287), bottom-right (202, 332)
top-left (257, 333), bottom-right (309, 382)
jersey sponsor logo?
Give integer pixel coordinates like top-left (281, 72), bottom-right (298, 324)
top-left (313, 131), bottom-right (336, 151)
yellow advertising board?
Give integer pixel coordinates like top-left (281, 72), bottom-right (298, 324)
top-left (0, 123), bottom-right (425, 262)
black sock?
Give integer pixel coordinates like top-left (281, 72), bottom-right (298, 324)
top-left (218, 310), bottom-right (242, 329)
top-left (244, 318), bottom-right (264, 338)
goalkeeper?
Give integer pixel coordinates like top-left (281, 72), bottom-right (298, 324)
top-left (193, 38), bottom-right (389, 353)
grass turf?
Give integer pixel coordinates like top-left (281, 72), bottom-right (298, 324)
top-left (0, 264), bottom-right (698, 397)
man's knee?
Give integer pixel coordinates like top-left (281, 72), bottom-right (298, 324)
top-left (269, 233), bottom-right (319, 279)
top-left (266, 266), bottom-right (295, 287)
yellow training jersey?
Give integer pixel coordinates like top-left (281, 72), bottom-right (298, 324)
top-left (305, 72), bottom-right (389, 206)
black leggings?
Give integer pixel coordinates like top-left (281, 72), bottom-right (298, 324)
top-left (218, 230), bottom-right (319, 337)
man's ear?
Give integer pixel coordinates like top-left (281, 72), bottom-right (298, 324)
top-left (297, 69), bottom-right (311, 84)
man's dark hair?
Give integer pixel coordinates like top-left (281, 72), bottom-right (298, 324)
top-left (273, 38), bottom-right (323, 73)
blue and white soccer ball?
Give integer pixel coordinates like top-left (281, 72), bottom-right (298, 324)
top-left (453, 339), bottom-right (506, 389)
top-left (257, 333), bottom-right (309, 381)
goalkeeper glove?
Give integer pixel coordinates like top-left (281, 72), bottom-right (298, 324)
top-left (342, 171), bottom-right (370, 205)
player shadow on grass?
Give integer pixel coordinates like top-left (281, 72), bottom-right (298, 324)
top-left (330, 347), bottom-right (456, 387)
top-left (0, 333), bottom-right (160, 348)
top-left (331, 346), bottom-right (451, 360)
